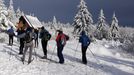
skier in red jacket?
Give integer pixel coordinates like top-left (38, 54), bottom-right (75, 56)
top-left (56, 30), bottom-right (66, 64)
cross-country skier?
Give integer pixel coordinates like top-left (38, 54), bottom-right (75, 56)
top-left (79, 31), bottom-right (90, 64)
top-left (56, 29), bottom-right (67, 64)
top-left (7, 26), bottom-right (15, 46)
top-left (39, 26), bottom-right (51, 59)
top-left (21, 27), bottom-right (37, 64)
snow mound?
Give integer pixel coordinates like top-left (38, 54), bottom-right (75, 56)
top-left (90, 40), bottom-right (113, 56)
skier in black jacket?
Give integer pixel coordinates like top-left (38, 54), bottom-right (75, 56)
top-left (39, 26), bottom-right (51, 59)
top-left (17, 28), bottom-right (25, 55)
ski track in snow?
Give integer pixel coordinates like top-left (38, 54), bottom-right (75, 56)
top-left (0, 32), bottom-right (134, 75)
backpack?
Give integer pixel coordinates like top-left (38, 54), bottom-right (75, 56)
top-left (25, 32), bottom-right (32, 43)
top-left (60, 34), bottom-right (66, 46)
top-left (7, 28), bottom-right (14, 35)
top-left (65, 34), bottom-right (69, 41)
top-left (42, 32), bottom-right (51, 41)
top-left (79, 35), bottom-right (90, 46)
top-left (83, 36), bottom-right (90, 46)
top-left (40, 29), bottom-right (51, 41)
top-left (46, 33), bottom-right (51, 40)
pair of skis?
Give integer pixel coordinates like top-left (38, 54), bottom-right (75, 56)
top-left (21, 57), bottom-right (34, 65)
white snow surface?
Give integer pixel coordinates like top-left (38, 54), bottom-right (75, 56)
top-left (0, 27), bottom-right (134, 75)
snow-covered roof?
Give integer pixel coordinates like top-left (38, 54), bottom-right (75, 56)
top-left (23, 15), bottom-right (43, 29)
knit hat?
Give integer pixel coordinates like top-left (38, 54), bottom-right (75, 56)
top-left (41, 26), bottom-right (44, 30)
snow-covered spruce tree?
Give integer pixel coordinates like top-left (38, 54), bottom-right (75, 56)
top-left (119, 27), bottom-right (134, 53)
top-left (66, 23), bottom-right (71, 28)
top-left (0, 0), bottom-right (7, 11)
top-left (57, 21), bottom-right (62, 28)
top-left (0, 0), bottom-right (7, 41)
top-left (109, 13), bottom-right (120, 40)
top-left (0, 0), bottom-right (16, 30)
top-left (73, 0), bottom-right (94, 35)
top-left (7, 0), bottom-right (16, 21)
top-left (119, 27), bottom-right (132, 43)
top-left (0, 0), bottom-right (9, 29)
top-left (51, 16), bottom-right (57, 29)
top-left (16, 7), bottom-right (22, 18)
top-left (95, 9), bottom-right (109, 40)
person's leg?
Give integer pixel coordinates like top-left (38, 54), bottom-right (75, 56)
top-left (11, 36), bottom-right (13, 45)
top-left (57, 46), bottom-right (64, 64)
top-left (82, 46), bottom-right (87, 64)
top-left (57, 47), bottom-right (60, 60)
top-left (9, 35), bottom-right (11, 45)
top-left (19, 39), bottom-right (23, 54)
top-left (41, 40), bottom-right (47, 58)
top-left (35, 39), bottom-right (38, 47)
top-left (19, 42), bottom-right (22, 54)
top-left (44, 41), bottom-right (48, 56)
top-left (34, 39), bottom-right (36, 47)
top-left (28, 45), bottom-right (33, 63)
top-left (22, 46), bottom-right (28, 62)
top-left (37, 38), bottom-right (39, 47)
top-left (21, 41), bottom-right (24, 53)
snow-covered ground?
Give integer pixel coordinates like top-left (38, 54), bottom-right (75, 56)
top-left (0, 28), bottom-right (134, 75)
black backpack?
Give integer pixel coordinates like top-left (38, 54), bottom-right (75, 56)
top-left (25, 32), bottom-right (32, 43)
top-left (47, 33), bottom-right (51, 40)
top-left (65, 34), bottom-right (69, 41)
top-left (42, 32), bottom-right (51, 41)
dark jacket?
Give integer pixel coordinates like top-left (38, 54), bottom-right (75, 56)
top-left (17, 29), bottom-right (25, 36)
top-left (34, 29), bottom-right (39, 39)
top-left (79, 31), bottom-right (90, 47)
top-left (16, 29), bottom-right (26, 43)
top-left (7, 28), bottom-right (15, 36)
top-left (39, 29), bottom-right (50, 41)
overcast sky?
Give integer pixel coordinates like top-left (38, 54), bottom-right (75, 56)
top-left (5, 0), bottom-right (134, 27)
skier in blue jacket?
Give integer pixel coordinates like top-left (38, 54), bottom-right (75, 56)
top-left (7, 26), bottom-right (15, 45)
top-left (79, 31), bottom-right (90, 64)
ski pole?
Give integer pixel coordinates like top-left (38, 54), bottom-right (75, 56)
top-left (9, 45), bottom-right (13, 61)
top-left (33, 47), bottom-right (37, 60)
top-left (88, 48), bottom-right (99, 62)
top-left (74, 42), bottom-right (79, 61)
top-left (86, 65), bottom-right (88, 75)
top-left (49, 44), bottom-right (56, 62)
top-left (88, 48), bottom-right (103, 67)
top-left (46, 43), bottom-right (57, 75)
